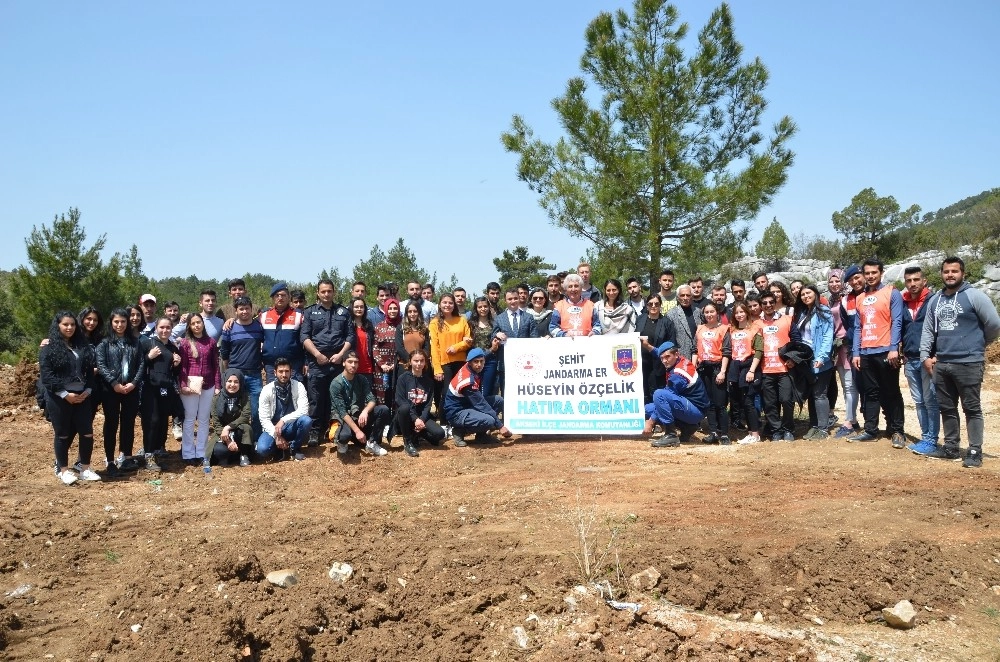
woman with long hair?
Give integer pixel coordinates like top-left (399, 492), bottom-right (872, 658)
top-left (126, 305), bottom-right (145, 339)
top-left (769, 281), bottom-right (795, 317)
top-left (469, 296), bottom-right (501, 397)
top-left (727, 302), bottom-right (763, 444)
top-left (141, 317), bottom-right (181, 472)
top-left (795, 285), bottom-right (835, 440)
top-left (525, 288), bottom-right (553, 338)
top-left (350, 297), bottom-right (377, 383)
top-left (693, 302), bottom-right (732, 444)
top-left (373, 298), bottom-right (402, 406)
top-left (77, 306), bottom-right (105, 417)
top-left (394, 349), bottom-right (446, 457)
top-left (826, 269), bottom-right (859, 437)
top-left (597, 278), bottom-right (636, 334)
top-left (429, 293), bottom-right (472, 433)
top-left (40, 312), bottom-right (100, 484)
top-left (396, 300), bottom-right (431, 367)
top-left (177, 313), bottom-right (221, 466)
top-left (95, 308), bottom-right (145, 477)
top-left (635, 293), bottom-right (676, 402)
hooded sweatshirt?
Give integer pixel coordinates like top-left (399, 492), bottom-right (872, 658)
top-left (920, 281), bottom-right (1000, 363)
top-left (901, 286), bottom-right (931, 359)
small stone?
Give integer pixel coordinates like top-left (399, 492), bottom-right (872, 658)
top-left (810, 616), bottom-right (824, 626)
top-left (882, 600), bottom-right (917, 629)
top-left (397, 578), bottom-right (407, 588)
top-left (578, 616), bottom-right (598, 634)
top-left (328, 562), bottom-right (354, 583)
top-left (266, 569), bottom-right (298, 588)
top-left (130, 623), bottom-right (142, 633)
top-left (630, 567), bottom-right (661, 591)
top-left (511, 625), bottom-right (529, 649)
top-left (782, 598), bottom-right (792, 609)
top-left (990, 585), bottom-right (1000, 596)
top-left (242, 646), bottom-right (252, 658)
top-left (752, 611), bottom-right (765, 624)
top-left (668, 555), bottom-right (690, 570)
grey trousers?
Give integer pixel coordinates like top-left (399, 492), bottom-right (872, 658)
top-left (934, 361), bottom-right (985, 452)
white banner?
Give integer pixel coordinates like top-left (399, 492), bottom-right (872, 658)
top-left (503, 333), bottom-right (645, 435)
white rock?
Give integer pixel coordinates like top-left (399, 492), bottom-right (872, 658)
top-left (512, 625), bottom-right (529, 649)
top-left (130, 623), bottom-right (142, 633)
top-left (630, 566), bottom-right (661, 591)
top-left (882, 599), bottom-right (917, 629)
top-left (328, 562), bottom-right (354, 583)
top-left (266, 569), bottom-right (298, 588)
top-left (752, 611), bottom-right (765, 623)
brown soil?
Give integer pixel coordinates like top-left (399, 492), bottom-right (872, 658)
top-left (2, 363), bottom-right (1000, 661)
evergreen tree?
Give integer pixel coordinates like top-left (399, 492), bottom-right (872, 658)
top-left (502, 0), bottom-right (795, 287)
top-left (754, 218), bottom-right (791, 270)
top-left (492, 246), bottom-right (556, 291)
top-left (11, 208), bottom-right (124, 342)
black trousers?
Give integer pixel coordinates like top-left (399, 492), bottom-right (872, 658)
top-left (49, 394), bottom-right (95, 468)
top-left (335, 405), bottom-right (391, 444)
top-left (141, 385), bottom-right (176, 453)
top-left (762, 372), bottom-right (794, 435)
top-left (698, 363), bottom-right (729, 434)
top-left (395, 403), bottom-right (447, 444)
top-left (859, 353), bottom-right (904, 435)
top-left (307, 363), bottom-right (343, 433)
top-left (102, 388), bottom-right (141, 461)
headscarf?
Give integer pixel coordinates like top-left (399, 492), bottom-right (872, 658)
top-left (383, 298), bottom-right (402, 326)
top-left (827, 268), bottom-right (845, 306)
top-left (215, 368), bottom-right (247, 419)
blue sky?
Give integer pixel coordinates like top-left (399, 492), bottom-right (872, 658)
top-left (2, 0), bottom-right (997, 293)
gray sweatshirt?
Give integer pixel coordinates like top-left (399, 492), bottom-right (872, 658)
top-left (919, 281), bottom-right (1000, 363)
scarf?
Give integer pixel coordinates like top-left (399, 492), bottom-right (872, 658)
top-left (215, 368), bottom-right (245, 419)
top-left (827, 269), bottom-right (844, 307)
top-left (272, 378), bottom-right (294, 421)
top-left (383, 298), bottom-right (402, 326)
top-left (600, 300), bottom-right (636, 334)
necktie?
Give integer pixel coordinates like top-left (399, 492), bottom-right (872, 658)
top-left (513, 311), bottom-right (519, 334)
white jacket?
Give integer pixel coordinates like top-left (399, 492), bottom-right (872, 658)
top-left (258, 379), bottom-right (309, 437)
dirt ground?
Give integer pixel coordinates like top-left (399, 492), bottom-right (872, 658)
top-left (3, 357), bottom-right (1000, 661)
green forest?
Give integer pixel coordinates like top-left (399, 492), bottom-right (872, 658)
top-left (1, 187), bottom-right (997, 364)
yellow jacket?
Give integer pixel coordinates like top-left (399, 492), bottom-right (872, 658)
top-left (429, 315), bottom-right (473, 375)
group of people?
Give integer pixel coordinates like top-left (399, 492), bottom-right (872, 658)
top-left (38, 255), bottom-right (998, 486)
top-left (641, 256), bottom-right (999, 469)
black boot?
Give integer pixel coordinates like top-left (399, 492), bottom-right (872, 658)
top-left (403, 437), bottom-right (419, 457)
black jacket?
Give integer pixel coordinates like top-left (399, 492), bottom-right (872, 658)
top-left (96, 335), bottom-right (146, 389)
top-left (40, 342), bottom-right (96, 396)
top-left (144, 338), bottom-right (180, 390)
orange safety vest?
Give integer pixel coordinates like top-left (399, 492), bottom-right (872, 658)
top-left (695, 324), bottom-right (726, 363)
top-left (761, 316), bottom-right (792, 374)
top-left (858, 286), bottom-right (894, 349)
top-left (730, 322), bottom-right (760, 362)
top-left (554, 298), bottom-right (594, 336)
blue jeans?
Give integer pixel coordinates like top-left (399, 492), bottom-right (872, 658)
top-left (905, 359), bottom-right (939, 443)
top-left (480, 357), bottom-right (499, 397)
top-left (241, 372), bottom-right (264, 442)
top-left (256, 415), bottom-right (313, 457)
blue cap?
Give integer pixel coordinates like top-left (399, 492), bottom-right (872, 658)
top-left (270, 282), bottom-right (288, 297)
top-left (466, 348), bottom-right (486, 362)
top-left (843, 265), bottom-right (860, 282)
top-left (654, 341), bottom-right (676, 357)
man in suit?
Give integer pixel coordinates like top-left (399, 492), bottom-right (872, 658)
top-left (665, 285), bottom-right (704, 360)
top-left (492, 288), bottom-right (538, 395)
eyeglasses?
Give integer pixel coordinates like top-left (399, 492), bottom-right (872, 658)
top-left (647, 301), bottom-right (661, 307)
top-left (762, 301), bottom-right (775, 306)
top-left (531, 296), bottom-right (545, 301)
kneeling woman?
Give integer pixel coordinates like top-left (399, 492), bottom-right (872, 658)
top-left (205, 368), bottom-right (253, 470)
top-left (41, 311), bottom-right (101, 484)
top-left (394, 349), bottom-right (446, 457)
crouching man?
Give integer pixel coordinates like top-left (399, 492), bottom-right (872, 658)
top-left (256, 358), bottom-right (312, 462)
top-left (330, 351), bottom-right (391, 457)
top-left (443, 348), bottom-right (512, 446)
top-left (643, 341), bottom-right (710, 448)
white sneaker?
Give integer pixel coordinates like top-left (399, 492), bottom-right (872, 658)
top-left (173, 422), bottom-right (183, 440)
top-left (737, 434), bottom-right (760, 445)
top-left (364, 441), bottom-right (388, 457)
top-left (79, 468), bottom-right (102, 482)
top-left (58, 470), bottom-right (78, 485)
